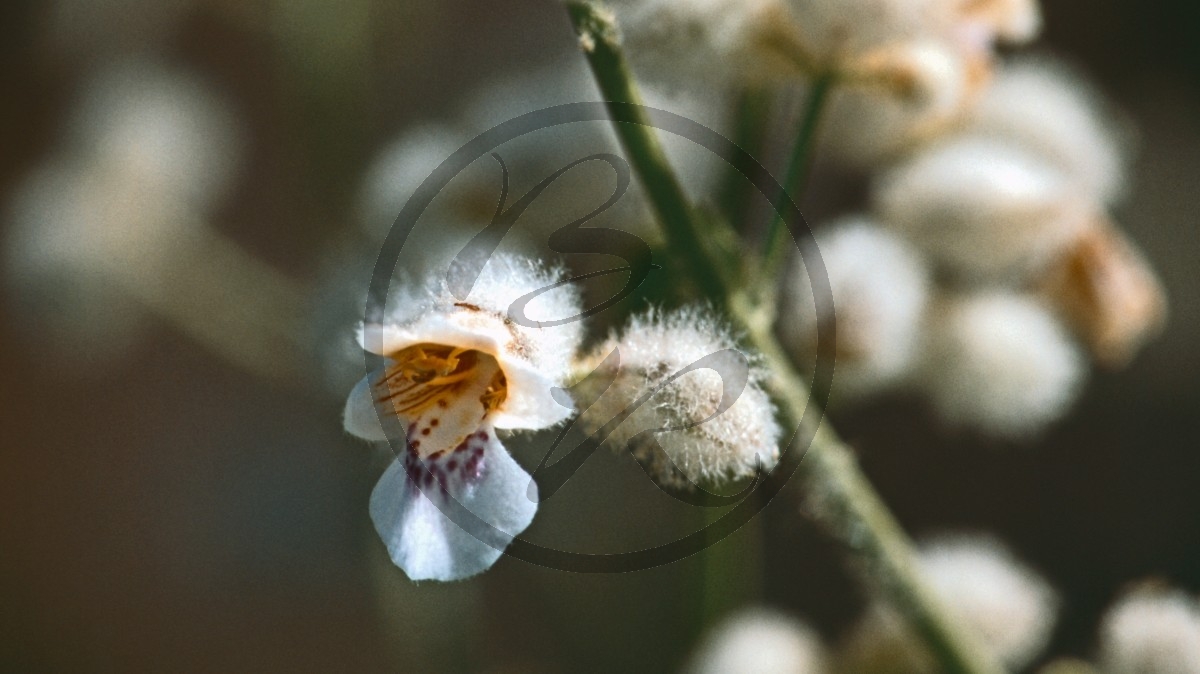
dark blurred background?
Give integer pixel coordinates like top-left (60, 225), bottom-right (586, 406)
top-left (1, 1), bottom-right (1198, 672)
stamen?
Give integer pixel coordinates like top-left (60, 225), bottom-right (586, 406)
top-left (481, 370), bottom-right (508, 412)
top-left (376, 343), bottom-right (509, 420)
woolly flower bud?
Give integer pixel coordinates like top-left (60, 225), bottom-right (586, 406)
top-left (576, 307), bottom-right (782, 488)
top-left (837, 534), bottom-right (1059, 673)
top-left (920, 535), bottom-right (1060, 668)
top-left (1099, 584), bottom-right (1200, 674)
top-left (780, 216), bottom-right (930, 400)
top-left (609, 0), bottom-right (799, 84)
top-left (971, 58), bottom-right (1131, 206)
top-left (916, 292), bottom-right (1085, 438)
top-left (874, 136), bottom-right (1092, 282)
top-left (823, 38), bottom-right (979, 163)
top-left (687, 608), bottom-right (827, 674)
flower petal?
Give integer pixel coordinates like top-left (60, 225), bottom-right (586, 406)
top-left (369, 427), bottom-right (538, 581)
top-left (343, 373), bottom-right (389, 441)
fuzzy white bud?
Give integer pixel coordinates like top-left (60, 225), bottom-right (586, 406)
top-left (4, 60), bottom-right (240, 364)
top-left (781, 216), bottom-right (930, 400)
top-left (1037, 219), bottom-right (1167, 367)
top-left (837, 534), bottom-right (1059, 673)
top-left (920, 535), bottom-right (1060, 668)
top-left (971, 57), bottom-right (1131, 206)
top-left (577, 307), bottom-right (782, 488)
top-left (824, 38), bottom-right (980, 164)
top-left (915, 292), bottom-right (1085, 438)
top-left (874, 136), bottom-right (1092, 282)
top-left (69, 59), bottom-right (242, 212)
top-left (1099, 584), bottom-right (1200, 674)
top-left (687, 608), bottom-right (827, 674)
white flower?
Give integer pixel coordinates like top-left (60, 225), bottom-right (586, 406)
top-left (687, 608), bottom-right (827, 674)
top-left (915, 292), bottom-right (1085, 438)
top-left (576, 307), bottom-right (781, 489)
top-left (1099, 584), bottom-right (1200, 674)
top-left (874, 136), bottom-right (1092, 282)
top-left (780, 216), bottom-right (930, 400)
top-left (838, 534), bottom-right (1058, 673)
top-left (343, 254), bottom-right (583, 581)
top-left (970, 57), bottom-right (1131, 206)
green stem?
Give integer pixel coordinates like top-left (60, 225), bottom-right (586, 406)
top-left (761, 72), bottom-right (835, 289)
top-left (567, 4), bottom-right (1005, 673)
top-left (696, 495), bottom-right (764, 638)
top-left (730, 298), bottom-right (1005, 674)
top-left (719, 86), bottom-right (772, 230)
top-left (566, 2), bottom-right (730, 301)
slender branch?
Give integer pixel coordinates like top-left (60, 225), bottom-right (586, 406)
top-left (720, 86), bottom-right (772, 230)
top-left (567, 2), bottom-right (731, 301)
top-left (567, 4), bottom-right (1005, 673)
top-left (761, 72), bottom-right (835, 289)
top-left (730, 296), bottom-right (1005, 674)
top-left (697, 493), bottom-right (764, 635)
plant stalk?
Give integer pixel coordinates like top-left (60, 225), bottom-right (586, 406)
top-left (567, 4), bottom-right (1005, 673)
top-left (761, 71), bottom-right (835, 289)
top-left (566, 2), bottom-right (731, 300)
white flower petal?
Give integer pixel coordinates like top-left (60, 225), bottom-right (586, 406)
top-left (343, 373), bottom-right (390, 442)
top-left (369, 427), bottom-right (538, 581)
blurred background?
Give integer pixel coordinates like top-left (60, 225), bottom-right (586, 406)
top-left (1, 0), bottom-right (1198, 672)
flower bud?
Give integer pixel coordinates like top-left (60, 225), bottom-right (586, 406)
top-left (780, 216), bottom-right (930, 400)
top-left (916, 292), bottom-right (1085, 438)
top-left (1099, 583), bottom-right (1200, 674)
top-left (576, 307), bottom-right (782, 489)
